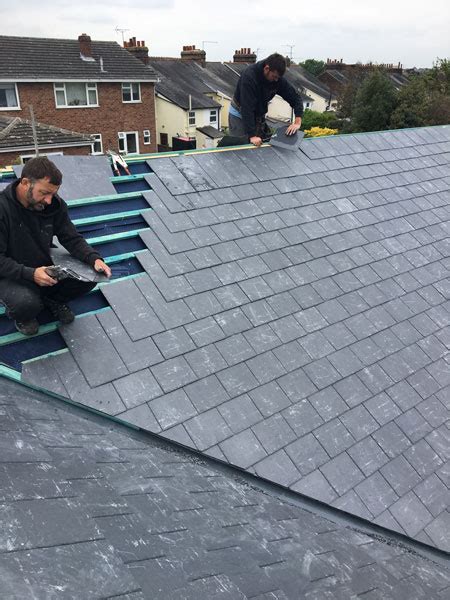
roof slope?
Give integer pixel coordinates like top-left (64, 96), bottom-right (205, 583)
top-left (0, 115), bottom-right (92, 151)
top-left (0, 35), bottom-right (157, 81)
top-left (149, 59), bottom-right (221, 109)
top-left (22, 126), bottom-right (450, 553)
top-left (1, 377), bottom-right (449, 599)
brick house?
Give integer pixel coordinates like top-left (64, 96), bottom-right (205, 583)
top-left (0, 34), bottom-right (158, 158)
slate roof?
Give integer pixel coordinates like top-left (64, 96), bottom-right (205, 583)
top-left (1, 377), bottom-right (450, 599)
top-left (21, 125), bottom-right (450, 554)
top-left (0, 35), bottom-right (158, 81)
top-left (321, 68), bottom-right (409, 90)
top-left (149, 59), bottom-right (221, 109)
top-left (0, 115), bottom-right (93, 151)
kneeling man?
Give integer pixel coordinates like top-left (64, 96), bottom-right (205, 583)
top-left (0, 157), bottom-right (111, 335)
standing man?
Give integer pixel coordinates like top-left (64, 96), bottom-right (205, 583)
top-left (0, 157), bottom-right (111, 336)
top-left (229, 53), bottom-right (303, 146)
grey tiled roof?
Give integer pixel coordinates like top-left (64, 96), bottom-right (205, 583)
top-left (0, 35), bottom-right (157, 81)
top-left (22, 125), bottom-right (450, 553)
top-left (1, 377), bottom-right (449, 599)
top-left (0, 115), bottom-right (93, 151)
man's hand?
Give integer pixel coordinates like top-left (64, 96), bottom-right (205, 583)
top-left (34, 266), bottom-right (57, 287)
top-left (94, 259), bottom-right (112, 278)
top-left (250, 136), bottom-right (263, 147)
top-left (285, 121), bottom-right (301, 136)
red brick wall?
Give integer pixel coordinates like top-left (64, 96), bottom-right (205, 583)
top-left (2, 82), bottom-right (157, 154)
top-left (0, 145), bottom-right (90, 169)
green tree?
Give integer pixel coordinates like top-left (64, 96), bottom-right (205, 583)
top-left (390, 58), bottom-right (450, 128)
top-left (301, 109), bottom-right (341, 131)
top-left (351, 69), bottom-right (398, 132)
top-left (299, 59), bottom-right (326, 77)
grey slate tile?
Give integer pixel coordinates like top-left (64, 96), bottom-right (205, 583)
top-left (340, 406), bottom-right (379, 441)
top-left (414, 473), bottom-right (449, 517)
top-left (185, 317), bottom-right (225, 347)
top-left (97, 310), bottom-right (163, 371)
top-left (217, 363), bottom-right (259, 396)
top-left (380, 455), bottom-right (422, 496)
top-left (285, 433), bottom-right (329, 475)
top-left (59, 315), bottom-right (128, 388)
top-left (249, 382), bottom-right (291, 417)
top-left (251, 413), bottom-right (296, 454)
top-left (332, 490), bottom-right (374, 521)
top-left (309, 387), bottom-right (348, 421)
top-left (389, 491), bottom-right (433, 537)
top-left (314, 418), bottom-right (356, 458)
top-left (364, 392), bottom-right (402, 426)
top-left (216, 333), bottom-right (256, 366)
top-left (354, 472), bottom-right (399, 517)
top-left (153, 326), bottom-right (196, 358)
top-left (218, 394), bottom-right (262, 433)
top-left (118, 403), bottom-right (162, 433)
top-left (101, 279), bottom-right (164, 340)
top-left (347, 437), bottom-right (389, 476)
top-left (151, 356), bottom-right (197, 393)
top-left (424, 511), bottom-right (450, 552)
top-left (246, 351), bottom-right (286, 385)
top-left (149, 389), bottom-right (197, 430)
top-left (184, 375), bottom-right (229, 412)
top-left (113, 370), bottom-right (162, 410)
top-left (403, 439), bottom-right (443, 478)
top-left (320, 452), bottom-right (365, 496)
top-left (215, 307), bottom-right (253, 336)
top-left (277, 368), bottom-right (317, 402)
top-left (184, 409), bottom-right (233, 451)
top-left (253, 450), bottom-right (301, 487)
top-left (184, 344), bottom-right (228, 378)
top-left (282, 399), bottom-right (323, 437)
top-left (219, 429), bottom-right (267, 469)
top-left (291, 469), bottom-right (337, 503)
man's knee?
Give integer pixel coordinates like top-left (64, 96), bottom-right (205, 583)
top-left (4, 288), bottom-right (43, 321)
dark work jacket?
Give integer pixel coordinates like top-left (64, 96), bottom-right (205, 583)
top-left (233, 60), bottom-right (304, 137)
top-left (0, 180), bottom-right (101, 282)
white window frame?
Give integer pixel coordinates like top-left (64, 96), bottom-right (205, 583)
top-left (122, 82), bottom-right (141, 103)
top-left (20, 151), bottom-right (63, 164)
top-left (209, 109), bottom-right (218, 125)
top-left (54, 82), bottom-right (98, 108)
top-left (143, 129), bottom-right (151, 145)
top-left (118, 131), bottom-right (139, 155)
top-left (188, 110), bottom-right (196, 126)
top-left (92, 133), bottom-right (103, 155)
top-left (0, 83), bottom-right (20, 110)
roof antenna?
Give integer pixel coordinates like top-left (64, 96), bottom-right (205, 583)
top-left (202, 40), bottom-right (218, 50)
top-left (115, 25), bottom-right (130, 45)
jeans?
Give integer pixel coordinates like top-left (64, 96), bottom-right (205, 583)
top-left (0, 277), bottom-right (96, 322)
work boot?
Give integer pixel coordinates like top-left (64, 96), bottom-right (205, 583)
top-left (44, 298), bottom-right (75, 325)
top-left (15, 319), bottom-right (39, 336)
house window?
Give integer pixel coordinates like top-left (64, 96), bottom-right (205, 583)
top-left (122, 83), bottom-right (141, 103)
top-left (143, 129), bottom-right (151, 145)
top-left (209, 109), bottom-right (217, 125)
top-left (306, 102), bottom-right (311, 108)
top-left (92, 133), bottom-right (103, 154)
top-left (188, 111), bottom-right (196, 126)
top-left (20, 151), bottom-right (63, 163)
top-left (160, 132), bottom-right (168, 146)
top-left (54, 82), bottom-right (98, 107)
top-left (0, 83), bottom-right (19, 109)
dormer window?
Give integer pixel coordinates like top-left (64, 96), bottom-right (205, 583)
top-left (0, 83), bottom-right (20, 109)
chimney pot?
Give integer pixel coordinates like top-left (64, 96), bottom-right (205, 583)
top-left (233, 47), bottom-right (256, 63)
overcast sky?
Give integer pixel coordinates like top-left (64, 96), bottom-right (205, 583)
top-left (1, 0), bottom-right (448, 68)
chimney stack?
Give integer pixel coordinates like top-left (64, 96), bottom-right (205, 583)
top-left (181, 45), bottom-right (206, 66)
top-left (233, 48), bottom-right (257, 63)
top-left (124, 37), bottom-right (150, 65)
top-left (78, 33), bottom-right (93, 59)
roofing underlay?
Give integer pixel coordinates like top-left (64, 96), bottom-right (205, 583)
top-left (0, 125), bottom-right (449, 596)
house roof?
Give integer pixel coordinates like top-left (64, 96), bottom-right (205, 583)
top-left (2, 376), bottom-right (449, 599)
top-left (0, 35), bottom-right (158, 82)
top-left (0, 115), bottom-right (93, 152)
top-left (20, 125), bottom-right (450, 556)
top-left (321, 68), bottom-right (409, 90)
top-left (196, 125), bottom-right (224, 139)
top-left (149, 59), bottom-right (221, 109)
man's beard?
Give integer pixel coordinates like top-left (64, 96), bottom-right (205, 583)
top-left (26, 184), bottom-right (46, 211)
